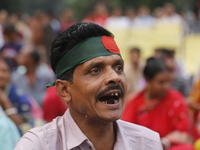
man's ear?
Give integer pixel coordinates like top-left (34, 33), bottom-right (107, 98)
top-left (55, 79), bottom-right (72, 103)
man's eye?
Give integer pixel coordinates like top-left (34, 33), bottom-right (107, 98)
top-left (90, 68), bottom-right (100, 74)
top-left (115, 65), bottom-right (123, 72)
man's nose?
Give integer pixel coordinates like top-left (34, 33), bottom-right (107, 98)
top-left (104, 69), bottom-right (121, 85)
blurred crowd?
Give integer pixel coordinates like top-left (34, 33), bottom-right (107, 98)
top-left (123, 47), bottom-right (200, 150)
top-left (83, 2), bottom-right (200, 33)
top-left (0, 1), bottom-right (200, 150)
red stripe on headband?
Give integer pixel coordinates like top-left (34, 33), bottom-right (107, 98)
top-left (102, 36), bottom-right (120, 54)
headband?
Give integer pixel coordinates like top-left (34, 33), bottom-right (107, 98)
top-left (46, 36), bottom-right (121, 87)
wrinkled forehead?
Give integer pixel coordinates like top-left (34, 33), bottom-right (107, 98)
top-left (76, 55), bottom-right (124, 71)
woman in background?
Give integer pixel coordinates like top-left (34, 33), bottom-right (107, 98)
top-left (0, 56), bottom-right (44, 134)
top-left (122, 57), bottom-right (193, 150)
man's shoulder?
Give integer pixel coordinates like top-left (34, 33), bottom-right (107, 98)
top-left (28, 116), bottom-right (63, 136)
top-left (117, 119), bottom-right (161, 143)
top-left (15, 116), bottom-right (64, 150)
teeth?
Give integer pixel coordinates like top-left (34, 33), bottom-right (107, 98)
top-left (101, 100), bottom-right (119, 104)
top-left (100, 92), bottom-right (120, 104)
top-left (114, 100), bottom-right (118, 104)
top-left (109, 93), bottom-right (119, 96)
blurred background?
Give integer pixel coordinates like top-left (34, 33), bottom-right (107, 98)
top-left (0, 0), bottom-right (199, 74)
top-left (1, 0), bottom-right (200, 149)
top-left (0, 0), bottom-right (196, 20)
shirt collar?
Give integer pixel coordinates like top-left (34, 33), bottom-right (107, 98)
top-left (64, 110), bottom-right (93, 150)
top-left (114, 120), bottom-right (133, 150)
top-left (63, 110), bottom-right (131, 150)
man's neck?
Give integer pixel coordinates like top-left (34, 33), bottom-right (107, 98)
top-left (71, 111), bottom-right (117, 150)
top-left (145, 90), bottom-right (165, 101)
top-left (83, 120), bottom-right (116, 150)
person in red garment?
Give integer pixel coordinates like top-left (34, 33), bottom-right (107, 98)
top-left (42, 86), bottom-right (68, 122)
top-left (122, 57), bottom-right (193, 150)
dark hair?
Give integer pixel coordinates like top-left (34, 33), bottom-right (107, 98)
top-left (30, 50), bottom-right (40, 64)
top-left (154, 48), bottom-right (174, 59)
top-left (50, 22), bottom-right (114, 82)
top-left (130, 47), bottom-right (140, 55)
top-left (143, 57), bottom-right (169, 80)
top-left (3, 24), bottom-right (16, 35)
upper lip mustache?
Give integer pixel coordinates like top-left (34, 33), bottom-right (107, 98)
top-left (96, 85), bottom-right (124, 100)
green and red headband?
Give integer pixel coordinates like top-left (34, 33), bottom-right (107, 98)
top-left (46, 36), bottom-right (121, 87)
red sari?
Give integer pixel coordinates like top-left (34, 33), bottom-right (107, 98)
top-left (122, 88), bottom-right (193, 150)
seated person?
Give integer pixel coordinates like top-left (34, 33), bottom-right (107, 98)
top-left (0, 24), bottom-right (22, 71)
top-left (15, 22), bottom-right (162, 150)
top-left (122, 57), bottom-right (193, 150)
top-left (11, 45), bottom-right (55, 105)
top-left (124, 47), bottom-right (145, 94)
top-left (0, 56), bottom-right (44, 134)
top-left (154, 48), bottom-right (190, 97)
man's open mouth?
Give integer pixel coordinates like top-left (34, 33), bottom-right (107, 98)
top-left (98, 92), bottom-right (121, 104)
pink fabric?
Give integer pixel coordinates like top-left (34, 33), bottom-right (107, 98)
top-left (15, 110), bottom-right (163, 150)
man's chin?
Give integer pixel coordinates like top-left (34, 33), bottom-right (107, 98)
top-left (98, 113), bottom-right (122, 123)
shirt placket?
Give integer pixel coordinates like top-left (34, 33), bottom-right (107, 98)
top-left (80, 140), bottom-right (95, 150)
